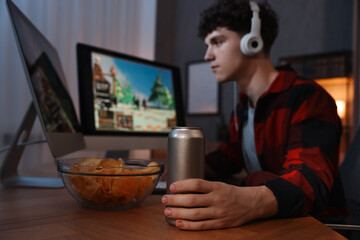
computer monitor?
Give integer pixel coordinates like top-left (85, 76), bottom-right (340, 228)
top-left (1, 0), bottom-right (85, 187)
top-left (5, 0), bottom-right (85, 158)
top-left (77, 43), bottom-right (185, 150)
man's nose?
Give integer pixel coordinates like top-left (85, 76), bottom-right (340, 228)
top-left (204, 47), bottom-right (214, 61)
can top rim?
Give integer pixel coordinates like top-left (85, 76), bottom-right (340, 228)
top-left (171, 126), bottom-right (202, 130)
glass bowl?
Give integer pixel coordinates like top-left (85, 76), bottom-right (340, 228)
top-left (57, 158), bottom-right (164, 210)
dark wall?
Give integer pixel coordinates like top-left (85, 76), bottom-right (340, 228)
top-left (156, 0), bottom-right (353, 141)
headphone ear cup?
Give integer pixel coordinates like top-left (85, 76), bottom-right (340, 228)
top-left (240, 33), bottom-right (264, 56)
top-left (241, 1), bottom-right (263, 56)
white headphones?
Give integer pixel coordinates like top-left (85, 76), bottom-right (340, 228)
top-left (240, 1), bottom-right (263, 56)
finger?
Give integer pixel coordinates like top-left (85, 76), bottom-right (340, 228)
top-left (162, 193), bottom-right (210, 207)
top-left (164, 206), bottom-right (215, 221)
top-left (169, 179), bottom-right (213, 194)
top-left (174, 219), bottom-right (230, 231)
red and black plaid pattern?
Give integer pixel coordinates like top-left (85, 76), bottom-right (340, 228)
top-left (206, 70), bottom-right (347, 218)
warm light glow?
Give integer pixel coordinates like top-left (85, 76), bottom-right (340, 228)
top-left (315, 77), bottom-right (353, 121)
top-left (336, 100), bottom-right (346, 119)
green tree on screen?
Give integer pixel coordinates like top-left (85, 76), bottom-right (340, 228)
top-left (121, 85), bottom-right (134, 103)
top-left (164, 87), bottom-right (174, 109)
top-left (149, 75), bottom-right (167, 108)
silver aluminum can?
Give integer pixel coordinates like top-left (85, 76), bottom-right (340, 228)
top-left (166, 126), bottom-right (205, 226)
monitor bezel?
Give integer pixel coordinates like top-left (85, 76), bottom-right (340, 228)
top-left (77, 43), bottom-right (185, 137)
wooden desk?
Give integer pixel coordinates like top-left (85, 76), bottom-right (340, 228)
top-left (0, 186), bottom-right (345, 240)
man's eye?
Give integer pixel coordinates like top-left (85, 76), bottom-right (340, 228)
top-left (215, 40), bottom-right (222, 46)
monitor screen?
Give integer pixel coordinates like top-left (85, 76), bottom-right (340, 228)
top-left (92, 52), bottom-right (177, 133)
top-left (30, 53), bottom-right (79, 133)
top-left (77, 43), bottom-right (185, 149)
top-left (6, 0), bottom-right (85, 157)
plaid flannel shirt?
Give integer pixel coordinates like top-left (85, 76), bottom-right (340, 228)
top-left (206, 70), bottom-right (347, 218)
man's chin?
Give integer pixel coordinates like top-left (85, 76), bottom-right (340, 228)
top-left (215, 77), bottom-right (231, 84)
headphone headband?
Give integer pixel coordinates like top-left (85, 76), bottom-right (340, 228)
top-left (249, 1), bottom-right (260, 12)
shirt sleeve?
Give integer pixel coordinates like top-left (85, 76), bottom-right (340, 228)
top-left (205, 115), bottom-right (244, 180)
top-left (205, 141), bottom-right (244, 180)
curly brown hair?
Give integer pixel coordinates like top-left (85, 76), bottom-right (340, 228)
top-left (198, 0), bottom-right (278, 55)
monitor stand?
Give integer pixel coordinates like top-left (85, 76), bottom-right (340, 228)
top-left (0, 103), bottom-right (63, 188)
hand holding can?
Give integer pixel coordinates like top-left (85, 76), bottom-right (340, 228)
top-left (166, 127), bottom-right (205, 226)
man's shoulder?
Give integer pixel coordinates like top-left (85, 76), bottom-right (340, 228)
top-left (276, 70), bottom-right (334, 104)
top-left (290, 74), bottom-right (328, 94)
top-left (276, 69), bottom-right (323, 92)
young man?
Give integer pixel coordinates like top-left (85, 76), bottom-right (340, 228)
top-left (161, 0), bottom-right (346, 230)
